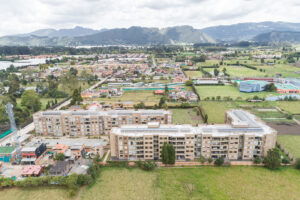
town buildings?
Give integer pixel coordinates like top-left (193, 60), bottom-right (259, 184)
top-left (110, 110), bottom-right (277, 161)
top-left (33, 110), bottom-right (172, 136)
top-left (21, 143), bottom-right (47, 165)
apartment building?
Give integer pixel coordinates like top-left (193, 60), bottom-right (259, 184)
top-left (33, 110), bottom-right (172, 136)
top-left (110, 110), bottom-right (277, 161)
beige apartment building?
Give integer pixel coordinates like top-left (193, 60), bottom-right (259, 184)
top-left (33, 110), bottom-right (172, 136)
top-left (110, 110), bottom-right (277, 161)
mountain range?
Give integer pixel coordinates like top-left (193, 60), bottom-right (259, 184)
top-left (0, 21), bottom-right (300, 46)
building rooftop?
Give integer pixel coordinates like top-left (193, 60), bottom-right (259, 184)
top-left (37, 109), bottom-right (171, 117)
top-left (112, 110), bottom-right (276, 137)
top-left (275, 83), bottom-right (299, 90)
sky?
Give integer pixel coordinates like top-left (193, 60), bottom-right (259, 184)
top-left (0, 0), bottom-right (299, 36)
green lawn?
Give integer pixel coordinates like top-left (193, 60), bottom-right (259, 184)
top-left (200, 101), bottom-right (240, 123)
top-left (79, 167), bottom-right (300, 200)
top-left (17, 98), bottom-right (64, 110)
top-left (0, 187), bottom-right (70, 200)
top-left (277, 135), bottom-right (300, 159)
top-left (257, 64), bottom-right (300, 78)
top-left (273, 101), bottom-right (300, 114)
top-left (171, 108), bottom-right (202, 125)
top-left (80, 168), bottom-right (160, 200)
top-left (199, 101), bottom-right (299, 124)
top-left (218, 66), bottom-right (266, 77)
top-left (1, 167), bottom-right (300, 200)
top-left (196, 85), bottom-right (279, 100)
top-left (96, 91), bottom-right (161, 106)
top-left (185, 71), bottom-right (204, 78)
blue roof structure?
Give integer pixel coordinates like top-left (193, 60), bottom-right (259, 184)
top-left (239, 80), bottom-right (269, 93)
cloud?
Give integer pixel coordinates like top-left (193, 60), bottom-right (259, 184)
top-left (0, 0), bottom-right (298, 36)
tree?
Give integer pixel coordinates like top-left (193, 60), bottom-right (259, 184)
top-left (164, 85), bottom-right (169, 96)
top-left (70, 89), bottom-right (83, 105)
top-left (214, 69), bottom-right (219, 77)
top-left (203, 114), bottom-right (208, 124)
top-left (8, 74), bottom-right (20, 97)
top-left (208, 158), bottom-right (213, 164)
top-left (21, 90), bottom-right (41, 112)
top-left (185, 80), bottom-right (193, 86)
top-left (264, 148), bottom-right (281, 170)
top-left (265, 83), bottom-right (276, 92)
top-left (161, 142), bottom-right (169, 164)
top-left (161, 142), bottom-right (175, 164)
top-left (54, 153), bottom-right (65, 161)
top-left (158, 97), bottom-right (166, 108)
top-left (168, 143), bottom-right (175, 164)
top-left (222, 67), bottom-right (227, 74)
top-left (214, 157), bottom-right (224, 166)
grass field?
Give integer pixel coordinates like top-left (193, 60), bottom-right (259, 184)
top-left (200, 101), bottom-right (239, 123)
top-left (17, 98), bottom-right (64, 110)
top-left (185, 71), bottom-right (204, 78)
top-left (196, 85), bottom-right (279, 100)
top-left (0, 187), bottom-right (70, 200)
top-left (277, 135), bottom-right (300, 159)
top-left (171, 108), bottom-right (202, 125)
top-left (199, 101), bottom-right (300, 124)
top-left (1, 167), bottom-right (300, 200)
top-left (273, 101), bottom-right (300, 114)
top-left (79, 167), bottom-right (300, 200)
top-left (96, 91), bottom-right (161, 105)
top-left (218, 66), bottom-right (266, 77)
top-left (80, 168), bottom-right (160, 200)
top-left (257, 64), bottom-right (300, 78)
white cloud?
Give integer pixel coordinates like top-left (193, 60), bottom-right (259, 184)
top-left (0, 0), bottom-right (299, 36)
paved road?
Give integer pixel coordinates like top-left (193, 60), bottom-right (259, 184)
top-left (0, 78), bottom-right (108, 145)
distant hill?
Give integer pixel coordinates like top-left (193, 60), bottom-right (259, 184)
top-left (201, 21), bottom-right (300, 41)
top-left (14, 26), bottom-right (101, 38)
top-left (253, 31), bottom-right (300, 43)
top-left (0, 26), bottom-right (215, 46)
top-left (1, 22), bottom-right (300, 46)
top-left (77, 26), bottom-right (215, 45)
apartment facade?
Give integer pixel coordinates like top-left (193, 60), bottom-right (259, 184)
top-left (33, 110), bottom-right (172, 136)
top-left (110, 110), bottom-right (277, 161)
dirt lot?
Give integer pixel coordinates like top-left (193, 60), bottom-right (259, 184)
top-left (267, 122), bottom-right (300, 135)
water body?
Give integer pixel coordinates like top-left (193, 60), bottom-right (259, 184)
top-left (0, 58), bottom-right (47, 70)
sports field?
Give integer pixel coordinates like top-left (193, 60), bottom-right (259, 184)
top-left (196, 85), bottom-right (279, 100)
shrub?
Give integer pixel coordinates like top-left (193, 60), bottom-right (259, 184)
top-left (54, 153), bottom-right (65, 161)
top-left (136, 161), bottom-right (157, 171)
top-left (208, 158), bottom-right (213, 164)
top-left (264, 148), bottom-right (281, 170)
top-left (282, 158), bottom-right (290, 164)
top-left (214, 157), bottom-right (224, 166)
top-left (253, 157), bottom-right (261, 164)
top-left (199, 156), bottom-right (206, 164)
top-left (295, 159), bottom-right (300, 170)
